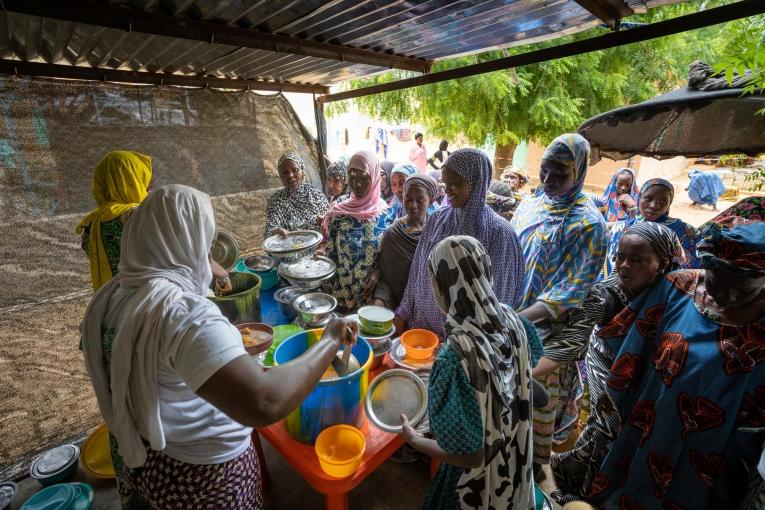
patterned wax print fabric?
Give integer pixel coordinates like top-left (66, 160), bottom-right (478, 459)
top-left (550, 275), bottom-right (635, 503)
top-left (510, 192), bottom-right (607, 318)
top-left (264, 183), bottom-right (328, 237)
top-left (699, 196), bottom-right (765, 231)
top-left (102, 326), bottom-right (262, 510)
top-left (601, 168), bottom-right (640, 222)
top-left (603, 215), bottom-right (698, 278)
top-left (688, 169), bottom-right (726, 207)
top-left (586, 270), bottom-right (764, 509)
top-left (426, 235), bottom-right (534, 509)
top-left (325, 212), bottom-right (391, 310)
top-left (76, 150), bottom-right (152, 290)
top-left (396, 149), bottom-right (525, 338)
top-left (510, 133), bottom-right (607, 318)
top-left (81, 217), bottom-right (124, 281)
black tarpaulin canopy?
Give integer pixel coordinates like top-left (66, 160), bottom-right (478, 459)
top-left (579, 85), bottom-right (765, 162)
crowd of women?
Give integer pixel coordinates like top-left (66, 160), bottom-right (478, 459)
top-left (75, 136), bottom-right (764, 509)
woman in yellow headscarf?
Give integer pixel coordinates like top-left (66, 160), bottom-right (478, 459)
top-left (77, 151), bottom-right (153, 291)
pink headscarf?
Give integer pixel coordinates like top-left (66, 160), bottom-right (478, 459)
top-left (323, 151), bottom-right (388, 229)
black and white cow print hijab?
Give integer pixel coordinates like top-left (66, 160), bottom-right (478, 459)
top-left (427, 235), bottom-right (534, 509)
top-left (427, 234), bottom-right (528, 409)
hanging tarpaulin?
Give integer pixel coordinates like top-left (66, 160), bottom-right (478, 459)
top-left (579, 62), bottom-right (765, 163)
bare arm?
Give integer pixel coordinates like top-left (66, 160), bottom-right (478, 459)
top-left (197, 318), bottom-right (358, 428)
top-left (519, 301), bottom-right (554, 323)
top-left (400, 415), bottom-right (483, 469)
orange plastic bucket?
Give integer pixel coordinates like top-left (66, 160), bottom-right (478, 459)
top-left (314, 424), bottom-right (365, 478)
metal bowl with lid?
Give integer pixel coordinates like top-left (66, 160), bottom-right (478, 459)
top-left (30, 444), bottom-right (80, 486)
top-left (278, 256), bottom-right (336, 289)
top-left (263, 230), bottom-right (322, 263)
top-left (210, 230), bottom-right (239, 271)
top-left (293, 292), bottom-right (337, 326)
top-left (365, 369), bottom-right (427, 434)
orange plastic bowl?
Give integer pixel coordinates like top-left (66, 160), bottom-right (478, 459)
top-left (314, 424), bottom-right (365, 478)
top-left (400, 329), bottom-right (439, 360)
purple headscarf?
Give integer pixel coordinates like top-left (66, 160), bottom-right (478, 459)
top-left (396, 148), bottom-right (525, 338)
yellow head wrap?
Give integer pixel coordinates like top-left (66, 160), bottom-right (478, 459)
top-left (76, 151), bottom-right (152, 290)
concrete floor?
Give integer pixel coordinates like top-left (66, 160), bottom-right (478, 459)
top-left (9, 439), bottom-right (431, 510)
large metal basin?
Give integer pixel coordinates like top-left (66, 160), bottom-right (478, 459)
top-left (274, 329), bottom-right (372, 444)
top-left (208, 271), bottom-right (261, 325)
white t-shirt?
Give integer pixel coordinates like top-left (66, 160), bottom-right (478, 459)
top-left (104, 287), bottom-right (251, 465)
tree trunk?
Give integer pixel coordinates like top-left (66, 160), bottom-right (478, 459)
top-left (493, 143), bottom-right (516, 179)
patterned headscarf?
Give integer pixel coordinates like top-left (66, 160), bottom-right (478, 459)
top-left (403, 174), bottom-right (438, 201)
top-left (640, 178), bottom-right (675, 203)
top-left (76, 150), bottom-right (153, 290)
top-left (428, 235), bottom-right (529, 408)
top-left (622, 222), bottom-right (683, 273)
top-left (602, 168), bottom-right (640, 222)
top-left (323, 150), bottom-right (388, 227)
top-left (697, 221), bottom-right (765, 276)
top-left (391, 163), bottom-right (417, 178)
top-left (542, 133), bottom-right (591, 203)
top-left (277, 151), bottom-right (305, 174)
top-left (427, 235), bottom-right (533, 509)
top-left (502, 166), bottom-right (529, 184)
top-left (326, 160), bottom-right (347, 185)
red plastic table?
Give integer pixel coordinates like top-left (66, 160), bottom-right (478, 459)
top-left (256, 367), bottom-right (404, 510)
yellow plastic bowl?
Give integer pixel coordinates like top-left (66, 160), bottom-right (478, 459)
top-left (81, 423), bottom-right (115, 479)
top-left (314, 425), bottom-right (365, 478)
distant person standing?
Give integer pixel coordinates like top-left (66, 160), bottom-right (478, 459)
top-left (428, 140), bottom-right (450, 169)
top-left (409, 132), bottom-right (428, 174)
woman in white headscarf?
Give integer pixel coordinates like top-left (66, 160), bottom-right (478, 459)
top-left (80, 185), bottom-right (356, 509)
top-left (399, 235), bottom-right (534, 510)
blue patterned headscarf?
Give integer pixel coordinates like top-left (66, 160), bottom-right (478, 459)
top-left (542, 133), bottom-right (591, 203)
top-left (602, 168), bottom-right (640, 222)
top-left (391, 164), bottom-right (417, 178)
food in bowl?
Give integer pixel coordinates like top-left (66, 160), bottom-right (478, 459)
top-left (357, 306), bottom-right (395, 335)
top-left (241, 328), bottom-right (271, 347)
top-left (236, 323), bottom-right (274, 355)
top-left (400, 329), bottom-right (439, 361)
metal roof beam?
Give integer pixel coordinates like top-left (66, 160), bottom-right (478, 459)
top-left (0, 58), bottom-right (329, 93)
top-left (2, 0), bottom-right (431, 73)
top-left (320, 0), bottom-right (765, 103)
top-left (573, 0), bottom-right (633, 29)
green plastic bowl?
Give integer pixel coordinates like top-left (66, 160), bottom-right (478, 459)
top-left (357, 306), bottom-right (394, 336)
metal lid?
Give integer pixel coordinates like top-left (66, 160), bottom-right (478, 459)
top-left (263, 230), bottom-right (322, 254)
top-left (278, 256), bottom-right (335, 281)
top-left (210, 230), bottom-right (239, 271)
top-left (365, 369), bottom-right (427, 434)
top-left (33, 445), bottom-right (79, 476)
top-left (293, 292), bottom-right (336, 314)
top-left (0, 481), bottom-right (17, 509)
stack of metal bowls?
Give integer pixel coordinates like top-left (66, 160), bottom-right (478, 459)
top-left (293, 292), bottom-right (337, 328)
top-left (277, 256), bottom-right (336, 290)
top-left (274, 286), bottom-right (312, 321)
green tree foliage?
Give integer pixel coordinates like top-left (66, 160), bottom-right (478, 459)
top-left (328, 0), bottom-right (742, 148)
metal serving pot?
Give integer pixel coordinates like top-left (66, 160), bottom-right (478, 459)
top-left (273, 285), bottom-right (310, 321)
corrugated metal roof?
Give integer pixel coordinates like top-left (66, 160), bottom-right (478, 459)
top-left (0, 0), bottom-right (683, 92)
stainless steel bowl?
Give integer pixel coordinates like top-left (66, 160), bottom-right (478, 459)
top-left (273, 286), bottom-right (310, 321)
top-left (262, 230), bottom-right (322, 263)
top-left (293, 292), bottom-right (337, 326)
top-left (243, 254), bottom-right (277, 272)
top-left (278, 256), bottom-right (336, 290)
top-left (210, 230), bottom-right (239, 271)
